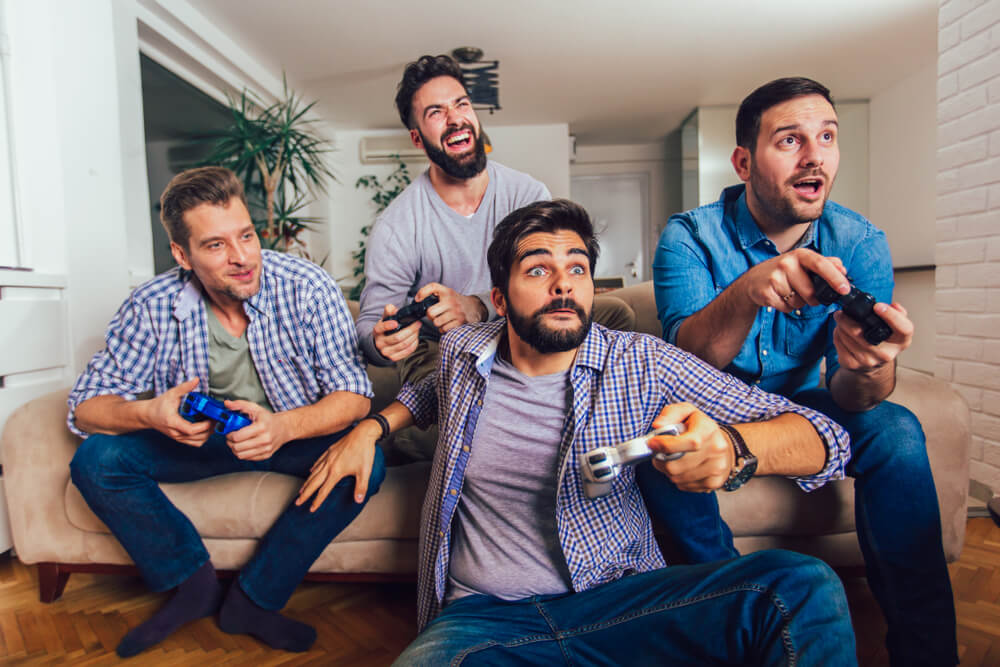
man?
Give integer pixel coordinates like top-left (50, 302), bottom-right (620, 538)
top-left (357, 55), bottom-right (634, 431)
top-left (302, 199), bottom-right (858, 664)
top-left (68, 167), bottom-right (385, 657)
top-left (652, 77), bottom-right (957, 666)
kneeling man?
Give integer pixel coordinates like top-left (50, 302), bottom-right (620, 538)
top-left (68, 167), bottom-right (383, 656)
top-left (302, 199), bottom-right (858, 665)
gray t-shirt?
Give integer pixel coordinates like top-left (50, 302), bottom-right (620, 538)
top-left (356, 161), bottom-right (550, 365)
top-left (204, 300), bottom-right (272, 411)
top-left (445, 354), bottom-right (573, 603)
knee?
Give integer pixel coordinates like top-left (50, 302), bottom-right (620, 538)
top-left (69, 434), bottom-right (127, 491)
top-left (752, 550), bottom-right (846, 604)
top-left (366, 445), bottom-right (387, 497)
top-left (851, 402), bottom-right (928, 468)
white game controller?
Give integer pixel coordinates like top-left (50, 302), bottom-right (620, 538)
top-left (581, 424), bottom-right (687, 499)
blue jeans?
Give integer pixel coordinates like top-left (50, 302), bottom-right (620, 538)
top-left (69, 429), bottom-right (385, 610)
top-left (394, 549), bottom-right (857, 666)
top-left (639, 391), bottom-right (958, 667)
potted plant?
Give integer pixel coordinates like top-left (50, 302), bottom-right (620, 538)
top-left (199, 77), bottom-right (334, 257)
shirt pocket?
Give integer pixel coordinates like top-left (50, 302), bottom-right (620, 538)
top-left (782, 304), bottom-right (832, 359)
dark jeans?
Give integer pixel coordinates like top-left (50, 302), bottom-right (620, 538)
top-left (638, 391), bottom-right (958, 667)
top-left (394, 550), bottom-right (857, 666)
top-left (69, 428), bottom-right (385, 610)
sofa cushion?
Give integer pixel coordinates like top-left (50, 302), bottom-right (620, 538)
top-left (65, 462), bottom-right (429, 542)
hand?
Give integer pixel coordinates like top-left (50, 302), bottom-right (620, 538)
top-left (833, 302), bottom-right (913, 373)
top-left (416, 283), bottom-right (486, 334)
top-left (224, 400), bottom-right (292, 461)
top-left (374, 302), bottom-right (422, 362)
top-left (645, 403), bottom-right (734, 492)
top-left (739, 248), bottom-right (848, 314)
top-left (144, 378), bottom-right (215, 447)
top-left (296, 419), bottom-right (381, 512)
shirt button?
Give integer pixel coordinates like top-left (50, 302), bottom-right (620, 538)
top-left (795, 309), bottom-right (802, 316)
top-left (762, 350), bottom-right (768, 356)
top-left (449, 489), bottom-right (458, 496)
top-left (754, 380), bottom-right (761, 385)
top-left (462, 445), bottom-right (470, 453)
top-left (476, 400), bottom-right (483, 407)
top-left (766, 306), bottom-right (773, 312)
top-left (439, 530), bottom-right (445, 537)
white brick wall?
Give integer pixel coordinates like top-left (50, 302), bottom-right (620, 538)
top-left (938, 0), bottom-right (1000, 497)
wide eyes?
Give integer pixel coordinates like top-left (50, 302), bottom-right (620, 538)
top-left (526, 264), bottom-right (587, 277)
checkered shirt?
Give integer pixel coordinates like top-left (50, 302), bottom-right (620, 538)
top-left (397, 319), bottom-right (850, 630)
top-left (68, 250), bottom-right (372, 436)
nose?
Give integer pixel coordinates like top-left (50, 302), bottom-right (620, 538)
top-left (444, 103), bottom-right (462, 126)
top-left (553, 269), bottom-right (574, 296)
top-left (800, 138), bottom-right (824, 169)
top-left (228, 242), bottom-right (247, 265)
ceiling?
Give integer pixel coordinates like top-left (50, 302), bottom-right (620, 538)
top-left (189, 0), bottom-right (938, 145)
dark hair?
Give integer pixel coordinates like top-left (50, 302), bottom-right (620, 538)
top-left (159, 166), bottom-right (247, 250)
top-left (488, 199), bottom-right (600, 294)
top-left (735, 77), bottom-right (834, 152)
top-left (395, 55), bottom-right (468, 129)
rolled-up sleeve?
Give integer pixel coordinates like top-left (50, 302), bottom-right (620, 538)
top-left (658, 344), bottom-right (849, 491)
top-left (396, 371), bottom-right (438, 430)
top-left (67, 296), bottom-right (157, 438)
top-left (306, 275), bottom-right (373, 399)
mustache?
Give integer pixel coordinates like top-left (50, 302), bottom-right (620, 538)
top-left (538, 298), bottom-right (586, 317)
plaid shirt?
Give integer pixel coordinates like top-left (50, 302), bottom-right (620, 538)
top-left (398, 319), bottom-right (850, 630)
top-left (68, 250), bottom-right (372, 437)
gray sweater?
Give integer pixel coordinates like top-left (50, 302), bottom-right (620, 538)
top-left (356, 161), bottom-right (550, 364)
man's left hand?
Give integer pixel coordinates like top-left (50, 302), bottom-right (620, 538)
top-left (646, 402), bottom-right (734, 492)
top-left (833, 302), bottom-right (912, 373)
top-left (224, 400), bottom-right (292, 461)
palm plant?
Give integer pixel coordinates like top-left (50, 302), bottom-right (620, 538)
top-left (199, 77), bottom-right (334, 256)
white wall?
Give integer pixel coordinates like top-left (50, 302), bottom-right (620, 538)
top-left (935, 0), bottom-right (1000, 499)
top-left (325, 124), bottom-right (570, 290)
top-left (870, 63), bottom-right (939, 373)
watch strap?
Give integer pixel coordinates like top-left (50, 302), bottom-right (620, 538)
top-left (720, 424), bottom-right (756, 492)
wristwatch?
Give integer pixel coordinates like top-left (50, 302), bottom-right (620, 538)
top-left (720, 424), bottom-right (757, 492)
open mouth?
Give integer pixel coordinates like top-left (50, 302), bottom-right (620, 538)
top-left (793, 178), bottom-right (823, 198)
top-left (444, 129), bottom-right (473, 152)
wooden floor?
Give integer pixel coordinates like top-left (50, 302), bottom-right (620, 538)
top-left (1, 518), bottom-right (999, 665)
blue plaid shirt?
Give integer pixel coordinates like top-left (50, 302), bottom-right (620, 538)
top-left (68, 250), bottom-right (372, 437)
top-left (398, 319), bottom-right (850, 629)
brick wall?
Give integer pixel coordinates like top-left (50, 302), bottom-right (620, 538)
top-left (936, 0), bottom-right (1000, 498)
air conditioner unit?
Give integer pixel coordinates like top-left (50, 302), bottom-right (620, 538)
top-left (359, 134), bottom-right (428, 164)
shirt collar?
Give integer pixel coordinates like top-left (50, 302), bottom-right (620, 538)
top-left (726, 184), bottom-right (817, 252)
top-left (464, 318), bottom-right (608, 379)
top-left (170, 258), bottom-right (272, 321)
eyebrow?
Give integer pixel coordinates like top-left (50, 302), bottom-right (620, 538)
top-left (772, 119), bottom-right (839, 136)
top-left (198, 225), bottom-right (255, 246)
top-left (517, 247), bottom-right (590, 263)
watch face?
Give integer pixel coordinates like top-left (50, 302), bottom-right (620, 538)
top-left (723, 455), bottom-right (758, 492)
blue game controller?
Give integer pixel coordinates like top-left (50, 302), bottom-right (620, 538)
top-left (179, 391), bottom-right (252, 435)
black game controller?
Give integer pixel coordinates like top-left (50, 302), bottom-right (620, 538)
top-left (809, 272), bottom-right (893, 345)
top-left (383, 294), bottom-right (440, 334)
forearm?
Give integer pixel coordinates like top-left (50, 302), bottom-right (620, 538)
top-left (735, 413), bottom-right (826, 477)
top-left (74, 394), bottom-right (152, 435)
top-left (675, 279), bottom-right (758, 368)
top-left (276, 391), bottom-right (371, 441)
top-left (828, 361), bottom-right (896, 412)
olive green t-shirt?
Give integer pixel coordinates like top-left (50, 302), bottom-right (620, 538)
top-left (204, 301), bottom-right (273, 411)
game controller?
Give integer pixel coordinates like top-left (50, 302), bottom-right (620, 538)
top-left (581, 424), bottom-right (687, 499)
top-left (809, 272), bottom-right (893, 345)
top-left (383, 294), bottom-right (440, 334)
top-left (179, 391), bottom-right (252, 435)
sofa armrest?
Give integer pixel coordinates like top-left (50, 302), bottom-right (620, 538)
top-left (890, 367), bottom-right (971, 561)
top-left (0, 389), bottom-right (86, 563)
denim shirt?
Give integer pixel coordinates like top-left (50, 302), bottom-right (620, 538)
top-left (653, 185), bottom-right (894, 398)
top-left (397, 319), bottom-right (849, 629)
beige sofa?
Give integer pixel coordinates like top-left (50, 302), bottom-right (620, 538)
top-left (1, 282), bottom-right (971, 602)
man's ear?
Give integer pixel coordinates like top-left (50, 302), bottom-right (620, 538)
top-left (491, 287), bottom-right (506, 318)
top-left (731, 146), bottom-right (752, 182)
top-left (171, 242), bottom-right (192, 271)
top-left (410, 128), bottom-right (422, 149)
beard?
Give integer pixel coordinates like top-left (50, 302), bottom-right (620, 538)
top-left (506, 297), bottom-right (592, 354)
top-left (748, 164), bottom-right (832, 228)
top-left (420, 124), bottom-right (487, 179)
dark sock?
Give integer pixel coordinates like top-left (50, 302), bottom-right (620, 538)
top-left (218, 582), bottom-right (316, 652)
top-left (117, 561), bottom-right (223, 658)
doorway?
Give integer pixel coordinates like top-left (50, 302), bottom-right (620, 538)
top-left (570, 173), bottom-right (649, 287)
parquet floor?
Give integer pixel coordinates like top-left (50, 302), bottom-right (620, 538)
top-left (1, 518), bottom-right (999, 665)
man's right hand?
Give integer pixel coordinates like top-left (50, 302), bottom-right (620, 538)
top-left (374, 303), bottom-right (422, 361)
top-left (738, 248), bottom-right (849, 313)
top-left (143, 378), bottom-right (214, 447)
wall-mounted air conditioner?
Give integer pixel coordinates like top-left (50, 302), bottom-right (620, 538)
top-left (359, 134), bottom-right (428, 164)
